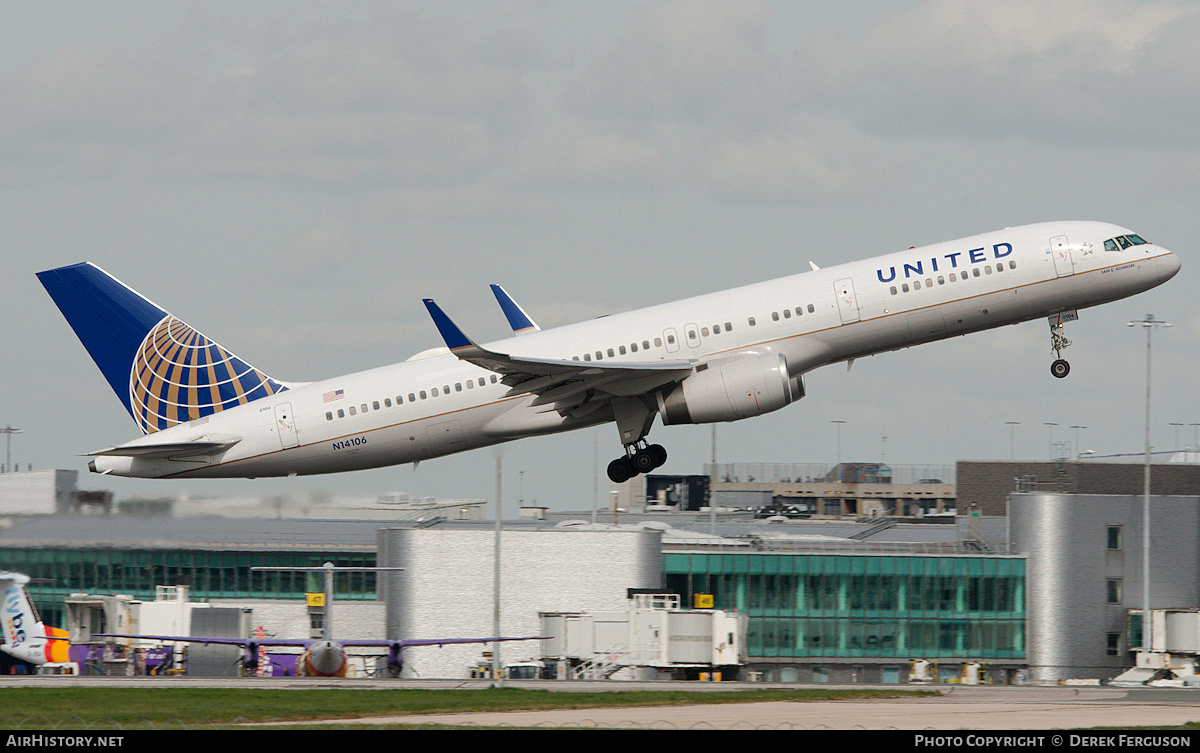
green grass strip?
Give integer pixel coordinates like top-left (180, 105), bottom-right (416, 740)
top-left (0, 686), bottom-right (933, 726)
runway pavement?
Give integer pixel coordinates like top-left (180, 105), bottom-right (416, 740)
top-left (266, 686), bottom-right (1200, 730)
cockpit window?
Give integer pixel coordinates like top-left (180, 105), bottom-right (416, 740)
top-left (1104, 234), bottom-right (1150, 252)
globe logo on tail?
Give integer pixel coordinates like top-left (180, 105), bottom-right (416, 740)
top-left (130, 316), bottom-right (285, 434)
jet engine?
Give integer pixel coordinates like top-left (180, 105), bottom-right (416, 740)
top-left (657, 352), bottom-right (803, 425)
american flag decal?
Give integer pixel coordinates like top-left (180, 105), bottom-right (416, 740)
top-left (323, 389), bottom-right (345, 403)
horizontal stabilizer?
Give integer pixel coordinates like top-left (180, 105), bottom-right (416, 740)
top-left (85, 436), bottom-right (241, 459)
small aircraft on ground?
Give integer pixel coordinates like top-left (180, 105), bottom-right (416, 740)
top-left (1, 571), bottom-right (70, 674)
top-left (97, 563), bottom-right (543, 677)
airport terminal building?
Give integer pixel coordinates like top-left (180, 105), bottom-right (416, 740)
top-left (2, 460), bottom-right (1199, 683)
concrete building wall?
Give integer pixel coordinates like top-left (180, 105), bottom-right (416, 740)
top-left (208, 600), bottom-right (385, 643)
top-left (0, 469), bottom-right (77, 515)
top-left (1010, 493), bottom-right (1200, 682)
top-left (959, 461), bottom-right (1200, 516)
top-left (377, 528), bottom-right (662, 678)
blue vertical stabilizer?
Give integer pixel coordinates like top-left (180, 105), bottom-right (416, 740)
top-left (37, 263), bottom-right (285, 434)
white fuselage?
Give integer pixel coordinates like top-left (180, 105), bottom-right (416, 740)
top-left (92, 221), bottom-right (1179, 479)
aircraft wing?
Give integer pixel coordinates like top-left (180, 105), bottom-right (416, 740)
top-left (96, 633), bottom-right (309, 647)
top-left (339, 636), bottom-right (548, 648)
top-left (422, 298), bottom-right (695, 420)
top-left (98, 634), bottom-right (545, 649)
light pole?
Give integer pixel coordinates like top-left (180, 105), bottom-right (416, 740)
top-left (1, 426), bottom-right (22, 473)
top-left (1071, 425), bottom-right (1087, 458)
top-left (831, 420), bottom-right (847, 476)
top-left (1128, 314), bottom-right (1170, 651)
top-left (1171, 423), bottom-right (1185, 453)
top-left (1043, 423), bottom-right (1058, 461)
top-left (1006, 421), bottom-right (1020, 461)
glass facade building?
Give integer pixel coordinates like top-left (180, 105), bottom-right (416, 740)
top-left (664, 552), bottom-right (1025, 660)
top-left (5, 547), bottom-right (378, 628)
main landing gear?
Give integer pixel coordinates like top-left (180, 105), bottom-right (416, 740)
top-left (607, 441), bottom-right (668, 483)
top-left (1049, 317), bottom-right (1072, 378)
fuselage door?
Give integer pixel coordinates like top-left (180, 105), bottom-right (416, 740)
top-left (663, 327), bottom-right (680, 353)
top-left (274, 402), bottom-right (299, 449)
top-left (834, 278), bottom-right (860, 324)
top-left (684, 323), bottom-right (701, 349)
top-left (1051, 235), bottom-right (1074, 277)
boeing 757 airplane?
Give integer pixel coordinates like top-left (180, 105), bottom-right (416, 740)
top-left (38, 221), bottom-right (1179, 484)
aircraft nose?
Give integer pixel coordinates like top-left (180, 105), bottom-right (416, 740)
top-left (1157, 249), bottom-right (1182, 283)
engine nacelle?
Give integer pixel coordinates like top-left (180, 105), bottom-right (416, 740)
top-left (657, 352), bottom-right (803, 425)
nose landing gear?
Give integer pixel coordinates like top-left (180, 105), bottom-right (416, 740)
top-left (1049, 314), bottom-right (1074, 378)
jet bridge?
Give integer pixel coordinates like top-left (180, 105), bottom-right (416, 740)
top-left (540, 593), bottom-right (747, 680)
top-left (1111, 609), bottom-right (1200, 687)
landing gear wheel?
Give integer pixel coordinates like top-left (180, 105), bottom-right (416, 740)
top-left (1051, 359), bottom-right (1070, 379)
top-left (607, 456), bottom-right (635, 484)
top-left (649, 444), bottom-right (668, 467)
top-left (632, 447), bottom-right (658, 474)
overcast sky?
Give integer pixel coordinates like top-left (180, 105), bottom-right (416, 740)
top-left (2, 0), bottom-right (1198, 513)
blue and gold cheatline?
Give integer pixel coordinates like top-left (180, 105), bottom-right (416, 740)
top-left (130, 316), bottom-right (286, 434)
